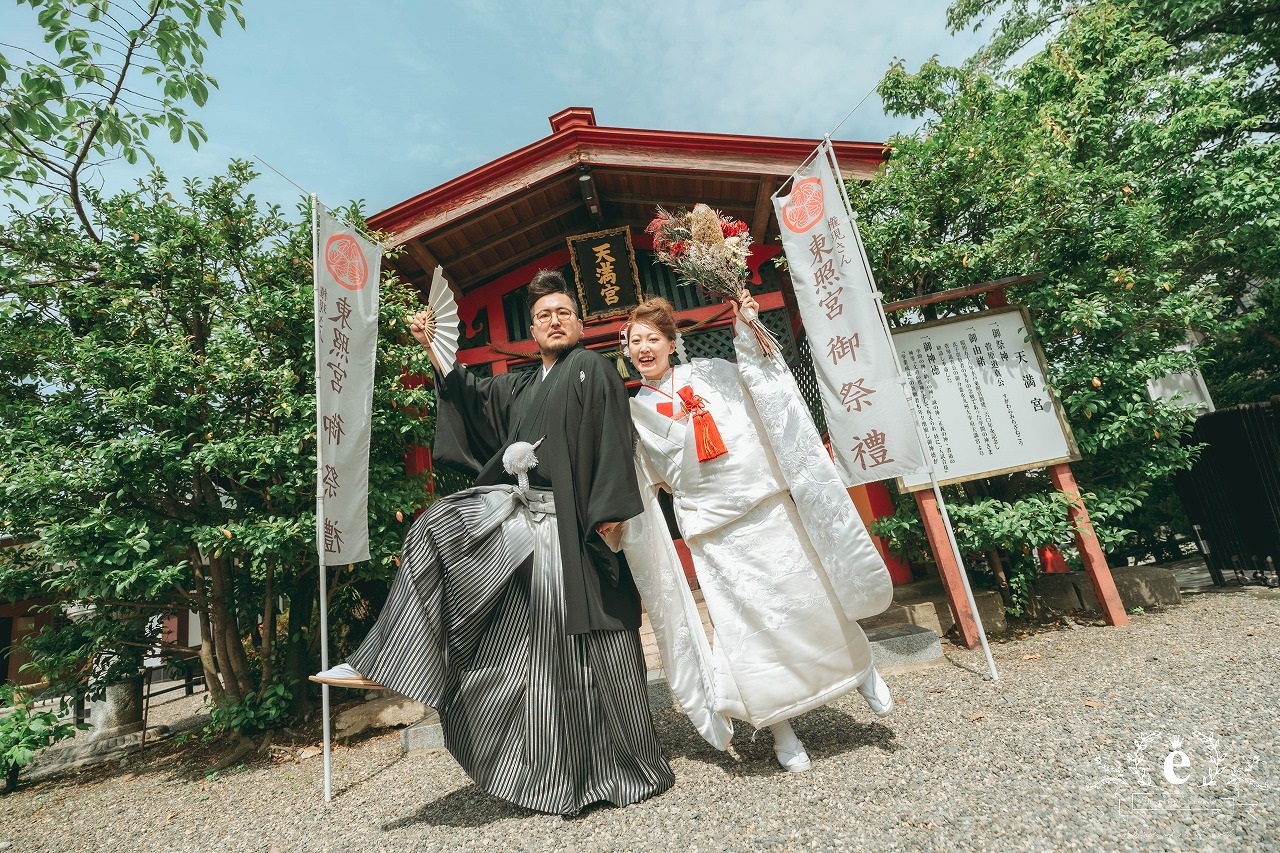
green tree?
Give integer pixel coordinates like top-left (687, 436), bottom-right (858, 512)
top-left (0, 163), bottom-right (435, 723)
top-left (0, 0), bottom-right (245, 240)
top-left (856, 0), bottom-right (1278, 608)
top-left (0, 0), bottom-right (438, 732)
top-left (0, 682), bottom-right (84, 793)
top-left (944, 0), bottom-right (1280, 407)
top-left (949, 0), bottom-right (1280, 132)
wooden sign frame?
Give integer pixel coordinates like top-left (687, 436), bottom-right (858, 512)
top-left (892, 304), bottom-right (1080, 492)
top-left (566, 227), bottom-right (643, 321)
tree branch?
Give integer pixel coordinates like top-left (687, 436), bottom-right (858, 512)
top-left (66, 0), bottom-right (166, 241)
top-left (1172, 5), bottom-right (1280, 43)
top-left (0, 118), bottom-right (74, 179)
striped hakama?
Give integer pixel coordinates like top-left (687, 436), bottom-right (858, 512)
top-left (348, 485), bottom-right (674, 815)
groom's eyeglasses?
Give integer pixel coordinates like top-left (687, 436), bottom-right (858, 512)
top-left (533, 307), bottom-right (577, 325)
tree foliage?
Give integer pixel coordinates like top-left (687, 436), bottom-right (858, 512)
top-left (0, 0), bottom-right (244, 239)
top-left (942, 1), bottom-right (1280, 407)
top-left (0, 682), bottom-right (83, 792)
top-left (0, 0), bottom-right (440, 731)
top-left (0, 164), bottom-right (437, 720)
top-left (856, 0), bottom-right (1279, 607)
top-left (948, 0), bottom-right (1280, 133)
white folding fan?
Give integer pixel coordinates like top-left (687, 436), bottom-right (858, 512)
top-left (424, 265), bottom-right (461, 371)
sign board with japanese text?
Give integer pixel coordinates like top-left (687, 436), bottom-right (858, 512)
top-left (567, 227), bottom-right (643, 320)
top-left (892, 306), bottom-right (1079, 492)
top-left (773, 141), bottom-right (927, 487)
top-left (314, 205), bottom-right (381, 564)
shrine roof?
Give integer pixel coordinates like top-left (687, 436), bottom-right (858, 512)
top-left (367, 107), bottom-right (887, 294)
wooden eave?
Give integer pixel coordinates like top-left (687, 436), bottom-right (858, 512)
top-left (368, 109), bottom-right (888, 295)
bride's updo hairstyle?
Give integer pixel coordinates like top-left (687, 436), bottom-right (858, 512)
top-left (628, 297), bottom-right (678, 341)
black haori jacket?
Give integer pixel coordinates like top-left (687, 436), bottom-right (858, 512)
top-left (433, 344), bottom-right (644, 634)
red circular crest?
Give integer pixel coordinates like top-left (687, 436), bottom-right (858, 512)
top-left (325, 234), bottom-right (368, 290)
top-left (781, 176), bottom-right (825, 233)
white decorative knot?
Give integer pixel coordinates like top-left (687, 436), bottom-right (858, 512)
top-left (502, 437), bottom-right (544, 490)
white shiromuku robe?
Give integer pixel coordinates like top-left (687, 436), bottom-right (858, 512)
top-left (622, 326), bottom-right (894, 749)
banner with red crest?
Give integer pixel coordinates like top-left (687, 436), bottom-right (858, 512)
top-left (314, 204), bottom-right (381, 564)
top-left (772, 140), bottom-right (926, 487)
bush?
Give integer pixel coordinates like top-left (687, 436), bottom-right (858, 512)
top-left (204, 680), bottom-right (294, 737)
top-left (0, 683), bottom-right (84, 793)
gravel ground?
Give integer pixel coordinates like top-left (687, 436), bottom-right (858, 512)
top-left (1, 585), bottom-right (1276, 853)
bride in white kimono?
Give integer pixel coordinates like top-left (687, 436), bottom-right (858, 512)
top-left (620, 294), bottom-right (896, 772)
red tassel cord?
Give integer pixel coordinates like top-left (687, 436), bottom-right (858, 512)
top-left (676, 385), bottom-right (728, 462)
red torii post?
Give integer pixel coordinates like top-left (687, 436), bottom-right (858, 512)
top-left (1047, 462), bottom-right (1127, 626)
top-left (884, 276), bottom-right (1128, 648)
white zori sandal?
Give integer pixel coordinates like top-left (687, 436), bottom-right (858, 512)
top-left (857, 668), bottom-right (895, 717)
top-left (769, 721), bottom-right (812, 772)
top-left (308, 663), bottom-right (383, 689)
top-left (774, 742), bottom-right (812, 773)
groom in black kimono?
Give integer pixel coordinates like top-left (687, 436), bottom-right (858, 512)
top-left (314, 269), bottom-right (673, 816)
top-left (430, 271), bottom-right (646, 634)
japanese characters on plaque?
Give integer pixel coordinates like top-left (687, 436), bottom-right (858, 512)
top-left (892, 305), bottom-right (1078, 492)
top-left (566, 227), bottom-right (643, 320)
top-left (314, 206), bottom-right (380, 564)
top-left (773, 140), bottom-right (926, 487)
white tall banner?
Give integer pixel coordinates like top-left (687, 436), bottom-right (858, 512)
top-left (773, 141), bottom-right (927, 486)
top-left (314, 205), bottom-right (380, 564)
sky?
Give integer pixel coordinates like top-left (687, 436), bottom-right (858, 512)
top-left (1, 0), bottom-right (991, 216)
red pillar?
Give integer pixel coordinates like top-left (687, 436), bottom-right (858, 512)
top-left (913, 489), bottom-right (982, 648)
top-left (1048, 463), bottom-right (1129, 627)
top-left (855, 481), bottom-right (913, 585)
top-left (673, 539), bottom-right (700, 590)
top-left (1038, 543), bottom-right (1069, 573)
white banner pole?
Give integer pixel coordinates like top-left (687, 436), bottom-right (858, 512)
top-left (825, 140), bottom-right (1000, 681)
top-left (312, 193), bottom-right (334, 801)
top-left (928, 475), bottom-right (1000, 681)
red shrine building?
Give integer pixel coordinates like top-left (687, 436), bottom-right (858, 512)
top-left (367, 107), bottom-right (910, 584)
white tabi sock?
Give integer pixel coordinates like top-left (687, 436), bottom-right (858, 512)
top-left (769, 720), bottom-right (800, 754)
